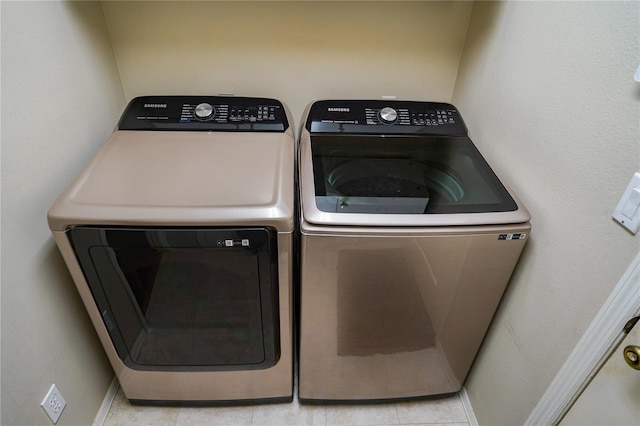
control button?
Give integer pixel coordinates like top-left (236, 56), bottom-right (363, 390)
top-left (195, 103), bottom-right (214, 120)
top-left (378, 107), bottom-right (398, 124)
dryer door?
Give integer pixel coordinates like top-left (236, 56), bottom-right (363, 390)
top-left (69, 227), bottom-right (280, 371)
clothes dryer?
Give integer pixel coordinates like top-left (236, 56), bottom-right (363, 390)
top-left (297, 100), bottom-right (530, 402)
top-left (48, 96), bottom-right (294, 404)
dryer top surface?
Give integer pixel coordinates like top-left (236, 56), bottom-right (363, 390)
top-left (48, 130), bottom-right (295, 230)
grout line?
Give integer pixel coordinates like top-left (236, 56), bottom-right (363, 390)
top-left (392, 402), bottom-right (400, 426)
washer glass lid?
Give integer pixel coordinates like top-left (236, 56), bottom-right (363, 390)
top-left (311, 135), bottom-right (517, 214)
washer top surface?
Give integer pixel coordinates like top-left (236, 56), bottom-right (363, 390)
top-left (299, 100), bottom-right (530, 227)
top-left (49, 96), bottom-right (295, 231)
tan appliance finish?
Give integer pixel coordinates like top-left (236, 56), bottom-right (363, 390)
top-left (298, 222), bottom-right (529, 400)
top-left (48, 96), bottom-right (295, 403)
top-left (297, 99), bottom-right (531, 402)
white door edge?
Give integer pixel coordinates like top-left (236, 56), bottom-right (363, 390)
top-left (525, 251), bottom-right (640, 426)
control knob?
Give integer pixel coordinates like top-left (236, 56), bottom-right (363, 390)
top-left (195, 103), bottom-right (214, 120)
top-left (378, 107), bottom-right (398, 124)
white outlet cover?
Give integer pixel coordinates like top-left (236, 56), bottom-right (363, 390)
top-left (613, 172), bottom-right (640, 234)
top-left (40, 384), bottom-right (66, 424)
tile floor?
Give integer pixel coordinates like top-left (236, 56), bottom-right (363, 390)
top-left (103, 388), bottom-right (472, 426)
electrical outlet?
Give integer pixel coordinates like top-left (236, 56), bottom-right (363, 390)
top-left (40, 384), bottom-right (66, 424)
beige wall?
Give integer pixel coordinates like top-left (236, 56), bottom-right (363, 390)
top-left (101, 1), bottom-right (474, 127)
top-left (451, 2), bottom-right (640, 424)
top-left (1, 2), bottom-right (125, 425)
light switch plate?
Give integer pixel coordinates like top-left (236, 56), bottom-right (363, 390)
top-left (613, 172), bottom-right (640, 234)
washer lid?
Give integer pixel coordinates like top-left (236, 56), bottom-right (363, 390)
top-left (48, 130), bottom-right (294, 230)
top-left (299, 134), bottom-right (530, 227)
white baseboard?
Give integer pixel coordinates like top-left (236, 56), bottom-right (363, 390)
top-left (460, 386), bottom-right (479, 426)
top-left (93, 376), bottom-right (119, 426)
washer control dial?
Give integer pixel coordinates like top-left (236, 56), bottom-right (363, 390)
top-left (378, 107), bottom-right (398, 124)
top-left (195, 102), bottom-right (214, 120)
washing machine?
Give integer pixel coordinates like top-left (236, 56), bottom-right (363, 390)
top-left (297, 99), bottom-right (531, 402)
top-left (48, 95), bottom-right (294, 404)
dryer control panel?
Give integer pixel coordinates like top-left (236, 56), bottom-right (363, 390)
top-left (119, 96), bottom-right (289, 132)
top-left (306, 100), bottom-right (467, 136)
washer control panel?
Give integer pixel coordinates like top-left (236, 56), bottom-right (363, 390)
top-left (306, 100), bottom-right (467, 136)
top-left (119, 96), bottom-right (289, 132)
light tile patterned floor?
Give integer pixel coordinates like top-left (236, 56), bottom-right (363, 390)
top-left (103, 388), bottom-right (471, 426)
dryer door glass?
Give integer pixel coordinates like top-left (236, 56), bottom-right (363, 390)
top-left (311, 135), bottom-right (517, 214)
top-left (69, 227), bottom-right (280, 371)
